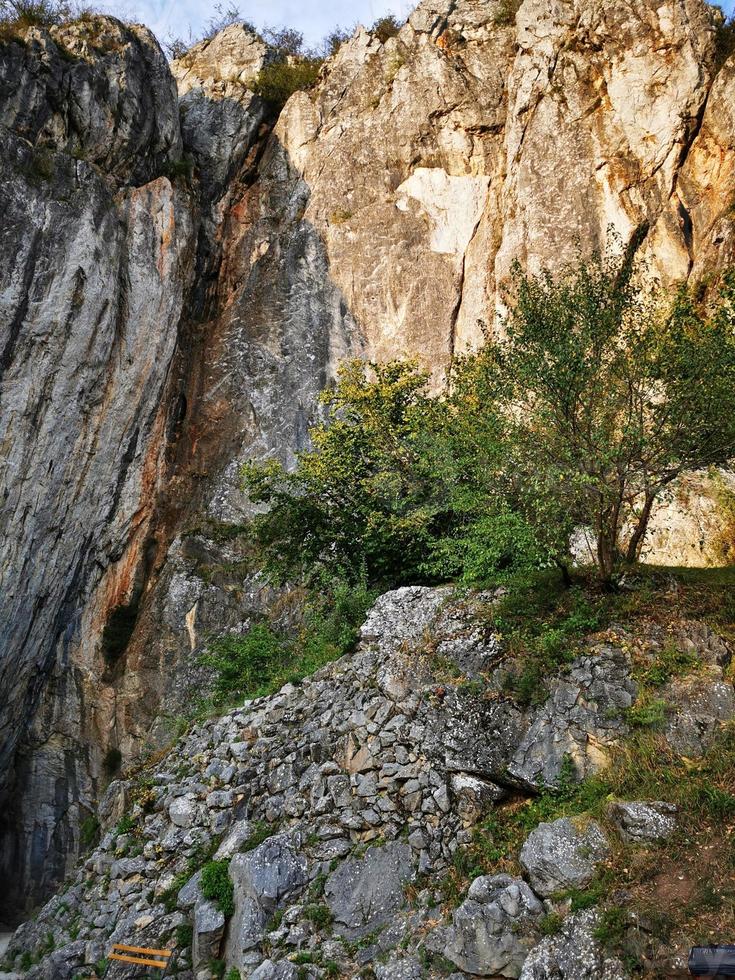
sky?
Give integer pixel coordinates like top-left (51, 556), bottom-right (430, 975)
top-left (93, 0), bottom-right (735, 49)
top-left (96, 0), bottom-right (416, 48)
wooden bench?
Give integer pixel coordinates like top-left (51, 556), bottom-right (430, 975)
top-left (106, 944), bottom-right (173, 974)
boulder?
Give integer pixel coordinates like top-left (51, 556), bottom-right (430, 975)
top-left (663, 676), bottom-right (735, 757)
top-left (436, 874), bottom-right (544, 978)
top-left (229, 833), bottom-right (308, 912)
top-left (519, 818), bottom-right (610, 898)
top-left (508, 646), bottom-right (636, 789)
top-left (374, 956), bottom-right (425, 979)
top-left (192, 898), bottom-right (225, 969)
top-left (451, 773), bottom-right (507, 825)
top-left (519, 909), bottom-right (627, 979)
top-left (214, 820), bottom-right (255, 859)
top-left (606, 801), bottom-right (677, 844)
top-left (225, 834), bottom-right (308, 972)
top-left (325, 841), bottom-right (415, 939)
top-left (248, 959), bottom-right (299, 980)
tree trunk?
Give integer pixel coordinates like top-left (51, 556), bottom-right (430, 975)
top-left (596, 528), bottom-right (617, 583)
top-left (625, 491), bottom-right (655, 563)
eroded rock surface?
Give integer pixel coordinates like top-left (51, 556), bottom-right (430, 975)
top-left (3, 0), bottom-right (735, 923)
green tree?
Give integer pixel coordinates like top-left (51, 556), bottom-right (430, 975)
top-left (459, 250), bottom-right (735, 580)
top-left (243, 360), bottom-right (444, 586)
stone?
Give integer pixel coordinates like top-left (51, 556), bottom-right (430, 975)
top-left (519, 818), bottom-right (611, 898)
top-left (374, 955), bottom-right (425, 979)
top-left (450, 774), bottom-right (507, 825)
top-left (192, 898), bottom-right (225, 969)
top-left (177, 871), bottom-right (204, 910)
top-left (169, 798), bottom-right (197, 829)
top-left (325, 842), bottom-right (415, 939)
top-left (436, 874), bottom-right (544, 978)
top-left (663, 676), bottom-right (735, 757)
top-left (606, 802), bottom-right (677, 844)
top-left (248, 961), bottom-right (299, 980)
top-left (214, 820), bottom-right (255, 859)
top-left (519, 909), bottom-right (627, 979)
top-left (225, 835), bottom-right (308, 971)
top-left (508, 646), bottom-right (636, 789)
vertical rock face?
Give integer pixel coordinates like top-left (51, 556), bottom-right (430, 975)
top-left (2, 0), bottom-right (735, 922)
top-left (0, 18), bottom-right (195, 918)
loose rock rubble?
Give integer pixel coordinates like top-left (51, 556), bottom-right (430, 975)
top-left (3, 587), bottom-right (731, 979)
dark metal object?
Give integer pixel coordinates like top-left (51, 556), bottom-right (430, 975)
top-left (689, 946), bottom-right (735, 977)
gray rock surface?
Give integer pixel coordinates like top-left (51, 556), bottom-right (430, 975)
top-left (225, 834), bottom-right (308, 971)
top-left (325, 841), bottom-right (414, 939)
top-left (192, 897), bottom-right (225, 969)
top-left (0, 14), bottom-right (195, 919)
top-left (519, 818), bottom-right (610, 898)
top-left (508, 645), bottom-right (637, 788)
top-left (607, 802), bottom-right (677, 844)
top-left (3, 0), bottom-right (735, 930)
top-left (436, 874), bottom-right (544, 978)
top-left (519, 909), bottom-right (628, 980)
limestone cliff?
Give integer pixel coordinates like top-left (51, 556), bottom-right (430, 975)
top-left (1, 0), bottom-right (735, 923)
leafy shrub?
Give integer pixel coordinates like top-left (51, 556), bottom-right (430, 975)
top-left (175, 922), bottom-right (193, 948)
top-left (371, 14), bottom-right (402, 42)
top-left (243, 250), bottom-right (735, 593)
top-left (627, 697), bottom-right (668, 729)
top-left (201, 578), bottom-right (375, 707)
top-left (303, 903), bottom-right (333, 928)
top-left (201, 860), bottom-right (235, 917)
top-left (714, 12), bottom-right (735, 72)
top-left (251, 58), bottom-right (323, 111)
top-left (80, 814), bottom-right (100, 848)
top-left (114, 813), bottom-right (136, 836)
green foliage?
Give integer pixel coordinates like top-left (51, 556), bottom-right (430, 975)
top-left (210, 960), bottom-right (226, 980)
top-left (539, 912), bottom-right (563, 935)
top-left (493, 0), bottom-right (522, 25)
top-left (491, 575), bottom-right (600, 704)
top-left (201, 578), bottom-right (375, 707)
top-left (593, 906), bottom-right (630, 947)
top-left (371, 14), bottom-right (402, 42)
top-left (627, 696), bottom-right (668, 728)
top-left (243, 359), bottom-right (538, 589)
top-left (243, 252), bottom-right (735, 591)
top-left (201, 860), bottom-right (235, 917)
top-left (470, 250), bottom-right (735, 580)
top-left (251, 58), bottom-right (323, 111)
top-left (114, 813), bottom-right (136, 836)
top-left (225, 969), bottom-right (242, 980)
top-left (240, 820), bottom-right (275, 852)
top-left (303, 902), bottom-right (333, 928)
top-left (175, 922), bottom-right (193, 948)
top-left (80, 814), bottom-right (100, 849)
top-left (636, 640), bottom-right (699, 687)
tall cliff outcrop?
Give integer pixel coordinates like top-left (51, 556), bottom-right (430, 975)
top-left (1, 0), bottom-right (735, 922)
top-left (0, 16), bottom-right (196, 917)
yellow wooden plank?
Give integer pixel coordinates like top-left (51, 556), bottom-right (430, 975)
top-left (108, 953), bottom-right (168, 968)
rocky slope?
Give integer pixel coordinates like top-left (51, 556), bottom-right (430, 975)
top-left (4, 585), bottom-right (734, 979)
top-left (2, 0), bottom-right (735, 924)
